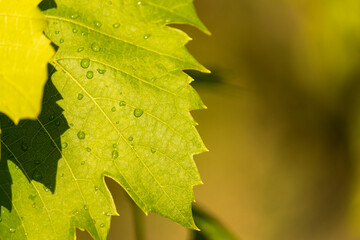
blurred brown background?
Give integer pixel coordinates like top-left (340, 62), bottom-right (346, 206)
top-left (79, 0), bottom-right (360, 239)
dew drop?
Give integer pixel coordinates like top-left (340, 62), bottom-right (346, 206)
top-left (43, 186), bottom-right (49, 192)
top-left (95, 21), bottom-right (102, 28)
top-left (80, 58), bottom-right (90, 68)
top-left (91, 43), bottom-right (100, 52)
top-left (33, 171), bottom-right (42, 181)
top-left (60, 39), bottom-right (64, 43)
top-left (84, 205), bottom-right (88, 210)
top-left (128, 136), bottom-right (133, 141)
top-left (86, 71), bottom-right (94, 79)
top-left (138, 1), bottom-right (142, 5)
top-left (134, 109), bottom-right (144, 118)
top-left (151, 148), bottom-right (156, 154)
top-left (113, 143), bottom-right (117, 148)
top-left (9, 228), bottom-right (16, 233)
top-left (78, 93), bottom-right (84, 100)
top-left (32, 203), bottom-right (36, 208)
top-left (119, 101), bottom-right (126, 107)
top-left (77, 131), bottom-right (86, 140)
top-left (62, 142), bottom-right (68, 149)
top-left (70, 14), bottom-right (79, 19)
top-left (95, 186), bottom-right (99, 191)
top-left (112, 150), bottom-right (119, 159)
top-left (81, 161), bottom-right (85, 165)
top-left (144, 34), bottom-right (151, 39)
top-left (86, 147), bottom-right (92, 152)
top-left (49, 114), bottom-right (55, 120)
top-left (100, 223), bottom-right (105, 228)
top-left (72, 28), bottom-right (78, 33)
top-left (55, 31), bottom-right (60, 34)
top-left (77, 47), bottom-right (84, 52)
top-left (151, 77), bottom-right (156, 82)
top-left (111, 107), bottom-right (116, 112)
top-left (97, 69), bottom-right (106, 74)
top-left (113, 23), bottom-right (120, 28)
top-left (21, 142), bottom-right (28, 152)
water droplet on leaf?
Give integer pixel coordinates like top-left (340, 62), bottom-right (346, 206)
top-left (70, 14), bottom-right (79, 19)
top-left (97, 69), bottom-right (106, 74)
top-left (119, 101), bottom-right (126, 107)
top-left (113, 23), bottom-right (120, 28)
top-left (134, 109), bottom-right (144, 118)
top-left (80, 58), bottom-right (90, 68)
top-left (77, 131), bottom-right (86, 140)
top-left (86, 71), bottom-right (94, 79)
top-left (21, 142), bottom-right (28, 151)
top-left (95, 21), bottom-right (102, 28)
top-left (78, 93), bottom-right (84, 100)
top-left (33, 171), bottom-right (43, 181)
top-left (91, 43), bottom-right (100, 52)
top-left (112, 150), bottom-right (119, 159)
top-left (111, 107), bottom-right (116, 112)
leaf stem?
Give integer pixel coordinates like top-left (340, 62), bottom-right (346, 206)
top-left (131, 201), bottom-right (146, 240)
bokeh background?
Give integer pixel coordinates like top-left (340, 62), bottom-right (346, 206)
top-left (78, 0), bottom-right (360, 239)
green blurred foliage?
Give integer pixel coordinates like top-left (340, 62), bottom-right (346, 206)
top-left (191, 208), bottom-right (238, 240)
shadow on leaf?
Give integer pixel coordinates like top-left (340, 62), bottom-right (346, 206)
top-left (0, 66), bottom-right (68, 213)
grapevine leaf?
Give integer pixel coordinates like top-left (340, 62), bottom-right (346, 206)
top-left (0, 0), bottom-right (208, 239)
top-left (0, 0), bottom-right (54, 124)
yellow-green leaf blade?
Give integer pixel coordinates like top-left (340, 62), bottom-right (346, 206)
top-left (0, 0), bottom-right (54, 124)
top-left (45, 0), bottom-right (207, 230)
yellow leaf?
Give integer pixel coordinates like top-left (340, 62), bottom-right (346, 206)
top-left (0, 0), bottom-right (54, 124)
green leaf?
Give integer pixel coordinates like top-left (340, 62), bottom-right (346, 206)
top-left (0, 0), bottom-right (54, 124)
top-left (191, 208), bottom-right (239, 240)
top-left (0, 0), bottom-right (208, 239)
